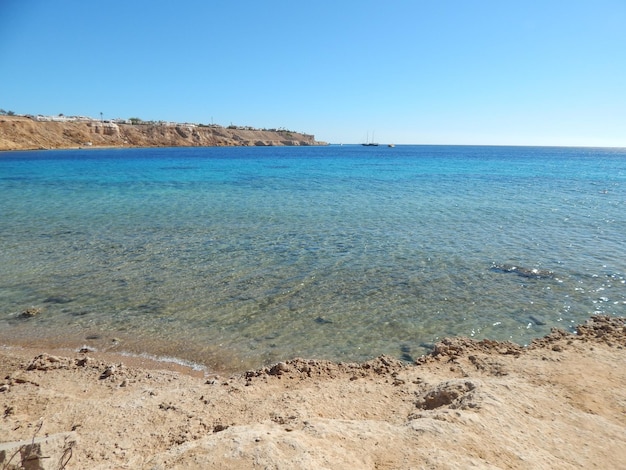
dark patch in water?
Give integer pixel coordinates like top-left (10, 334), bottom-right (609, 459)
top-left (44, 295), bottom-right (73, 304)
top-left (70, 310), bottom-right (91, 316)
top-left (529, 315), bottom-right (547, 326)
top-left (314, 316), bottom-right (333, 324)
top-left (400, 353), bottom-right (415, 362)
top-left (159, 166), bottom-right (199, 170)
top-left (137, 303), bottom-right (162, 313)
top-left (86, 334), bottom-right (101, 340)
top-left (1, 176), bottom-right (30, 181)
top-left (400, 344), bottom-right (414, 362)
top-left (490, 263), bottom-right (554, 279)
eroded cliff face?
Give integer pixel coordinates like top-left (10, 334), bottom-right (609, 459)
top-left (0, 116), bottom-right (326, 151)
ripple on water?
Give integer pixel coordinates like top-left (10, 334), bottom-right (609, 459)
top-left (1, 146), bottom-right (625, 370)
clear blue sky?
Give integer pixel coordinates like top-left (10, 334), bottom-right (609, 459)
top-left (1, 0), bottom-right (625, 146)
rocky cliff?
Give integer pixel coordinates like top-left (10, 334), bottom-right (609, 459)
top-left (0, 116), bottom-right (326, 151)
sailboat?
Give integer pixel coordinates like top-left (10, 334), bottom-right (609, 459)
top-left (362, 131), bottom-right (379, 146)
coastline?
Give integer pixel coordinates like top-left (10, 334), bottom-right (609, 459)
top-left (2, 315), bottom-right (625, 469)
top-left (0, 115), bottom-right (327, 151)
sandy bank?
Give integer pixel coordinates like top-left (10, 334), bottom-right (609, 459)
top-left (1, 315), bottom-right (625, 469)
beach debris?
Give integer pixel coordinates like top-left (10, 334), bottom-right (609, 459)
top-left (490, 263), bottom-right (554, 279)
top-left (75, 357), bottom-right (90, 367)
top-left (100, 365), bottom-right (116, 379)
top-left (0, 431), bottom-right (76, 470)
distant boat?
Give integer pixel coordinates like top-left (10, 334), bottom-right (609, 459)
top-left (388, 143), bottom-right (395, 148)
top-left (362, 131), bottom-right (379, 146)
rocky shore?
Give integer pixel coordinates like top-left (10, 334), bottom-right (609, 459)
top-left (1, 315), bottom-right (625, 469)
top-left (0, 116), bottom-right (326, 151)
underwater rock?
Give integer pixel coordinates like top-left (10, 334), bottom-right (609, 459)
top-left (529, 315), bottom-right (547, 326)
top-left (400, 344), bottom-right (415, 362)
top-left (43, 295), bottom-right (73, 304)
top-left (314, 316), bottom-right (333, 324)
top-left (490, 263), bottom-right (554, 279)
top-left (20, 307), bottom-right (42, 317)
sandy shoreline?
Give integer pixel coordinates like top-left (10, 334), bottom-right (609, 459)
top-left (1, 315), bottom-right (625, 469)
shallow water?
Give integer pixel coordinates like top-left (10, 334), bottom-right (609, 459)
top-left (1, 145), bottom-right (625, 371)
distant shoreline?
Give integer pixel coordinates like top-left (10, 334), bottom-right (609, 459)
top-left (0, 115), bottom-right (327, 152)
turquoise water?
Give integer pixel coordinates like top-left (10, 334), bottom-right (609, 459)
top-left (1, 145), bottom-right (625, 371)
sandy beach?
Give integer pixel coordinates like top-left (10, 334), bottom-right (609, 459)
top-left (0, 315), bottom-right (624, 469)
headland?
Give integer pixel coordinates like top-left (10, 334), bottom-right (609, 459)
top-left (0, 115), bottom-right (326, 151)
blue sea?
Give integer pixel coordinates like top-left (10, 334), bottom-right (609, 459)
top-left (1, 145), bottom-right (625, 371)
